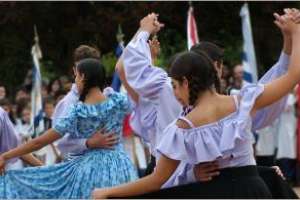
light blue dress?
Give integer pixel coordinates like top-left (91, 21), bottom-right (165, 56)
top-left (0, 92), bottom-right (138, 199)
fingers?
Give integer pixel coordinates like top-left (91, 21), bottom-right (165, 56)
top-left (198, 161), bottom-right (219, 171)
top-left (272, 166), bottom-right (286, 180)
top-left (103, 134), bottom-right (119, 148)
top-left (274, 12), bottom-right (284, 23)
top-left (96, 128), bottom-right (105, 134)
top-left (194, 161), bottom-right (220, 182)
top-left (274, 20), bottom-right (283, 29)
top-left (196, 171), bottom-right (220, 182)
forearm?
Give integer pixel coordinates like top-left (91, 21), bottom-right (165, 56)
top-left (106, 155), bottom-right (179, 198)
top-left (283, 34), bottom-right (292, 55)
top-left (253, 52), bottom-right (290, 130)
top-left (123, 81), bottom-right (139, 103)
top-left (3, 129), bottom-right (61, 161)
top-left (123, 31), bottom-right (167, 99)
top-left (254, 32), bottom-right (300, 111)
top-left (20, 154), bottom-right (44, 166)
top-left (116, 60), bottom-right (139, 103)
top-left (106, 174), bottom-right (163, 198)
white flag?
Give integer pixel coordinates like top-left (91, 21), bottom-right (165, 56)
top-left (240, 3), bottom-right (258, 83)
top-left (187, 6), bottom-right (199, 50)
top-left (30, 27), bottom-right (44, 136)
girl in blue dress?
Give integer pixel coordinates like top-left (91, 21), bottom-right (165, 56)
top-left (0, 58), bottom-right (138, 199)
top-left (92, 11), bottom-right (300, 198)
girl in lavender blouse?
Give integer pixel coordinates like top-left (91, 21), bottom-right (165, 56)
top-left (93, 11), bottom-right (300, 198)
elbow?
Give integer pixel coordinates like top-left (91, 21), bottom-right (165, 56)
top-left (149, 173), bottom-right (168, 191)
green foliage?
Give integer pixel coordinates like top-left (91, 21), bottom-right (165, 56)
top-left (101, 52), bottom-right (117, 77)
top-left (39, 60), bottom-right (57, 83)
top-left (0, 1), bottom-right (299, 96)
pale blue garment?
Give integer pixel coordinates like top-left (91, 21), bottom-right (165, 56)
top-left (0, 91), bottom-right (138, 199)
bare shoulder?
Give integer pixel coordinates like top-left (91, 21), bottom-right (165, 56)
top-left (176, 119), bottom-right (192, 129)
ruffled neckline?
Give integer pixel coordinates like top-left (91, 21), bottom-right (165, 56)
top-left (176, 109), bottom-right (238, 132)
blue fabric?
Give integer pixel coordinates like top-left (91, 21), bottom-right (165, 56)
top-left (111, 72), bottom-right (122, 92)
top-left (0, 92), bottom-right (138, 199)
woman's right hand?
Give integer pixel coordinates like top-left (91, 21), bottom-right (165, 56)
top-left (140, 13), bottom-right (164, 35)
top-left (274, 10), bottom-right (300, 36)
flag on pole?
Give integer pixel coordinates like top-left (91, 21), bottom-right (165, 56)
top-left (31, 25), bottom-right (44, 137)
top-left (187, 4), bottom-right (199, 50)
top-left (240, 3), bottom-right (258, 83)
top-left (111, 24), bottom-right (125, 92)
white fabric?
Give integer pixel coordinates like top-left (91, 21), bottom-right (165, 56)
top-left (276, 94), bottom-right (297, 159)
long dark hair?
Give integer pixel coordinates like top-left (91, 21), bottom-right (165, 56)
top-left (190, 42), bottom-right (223, 93)
top-left (169, 51), bottom-right (219, 106)
top-left (190, 42), bottom-right (224, 63)
top-left (76, 58), bottom-right (106, 102)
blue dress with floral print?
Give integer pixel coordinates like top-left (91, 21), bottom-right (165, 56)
top-left (0, 92), bottom-right (138, 199)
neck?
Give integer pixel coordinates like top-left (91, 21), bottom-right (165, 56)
top-left (194, 89), bottom-right (220, 107)
top-left (84, 87), bottom-right (106, 104)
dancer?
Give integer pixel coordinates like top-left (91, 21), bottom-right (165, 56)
top-left (53, 45), bottom-right (119, 160)
top-left (117, 8), bottom-right (296, 180)
top-left (93, 10), bottom-right (300, 198)
top-left (0, 58), bottom-right (138, 199)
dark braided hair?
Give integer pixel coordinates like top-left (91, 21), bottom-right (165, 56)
top-left (76, 58), bottom-right (106, 102)
top-left (169, 51), bottom-right (219, 106)
top-left (190, 41), bottom-right (224, 93)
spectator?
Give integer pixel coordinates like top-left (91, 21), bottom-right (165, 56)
top-left (0, 85), bottom-right (6, 100)
top-left (15, 106), bottom-right (32, 141)
top-left (0, 98), bottom-right (16, 124)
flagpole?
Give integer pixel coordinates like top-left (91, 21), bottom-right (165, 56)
top-left (31, 25), bottom-right (44, 137)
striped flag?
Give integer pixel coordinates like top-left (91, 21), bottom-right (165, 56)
top-left (240, 3), bottom-right (258, 83)
top-left (30, 26), bottom-right (44, 136)
top-left (187, 5), bottom-right (199, 50)
top-left (111, 24), bottom-right (125, 92)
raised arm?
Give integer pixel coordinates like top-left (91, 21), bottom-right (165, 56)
top-left (116, 58), bottom-right (139, 103)
top-left (122, 14), bottom-right (167, 100)
top-left (252, 35), bottom-right (291, 130)
top-left (253, 13), bottom-right (300, 113)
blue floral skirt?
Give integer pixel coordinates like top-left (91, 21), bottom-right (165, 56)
top-left (0, 149), bottom-right (138, 199)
